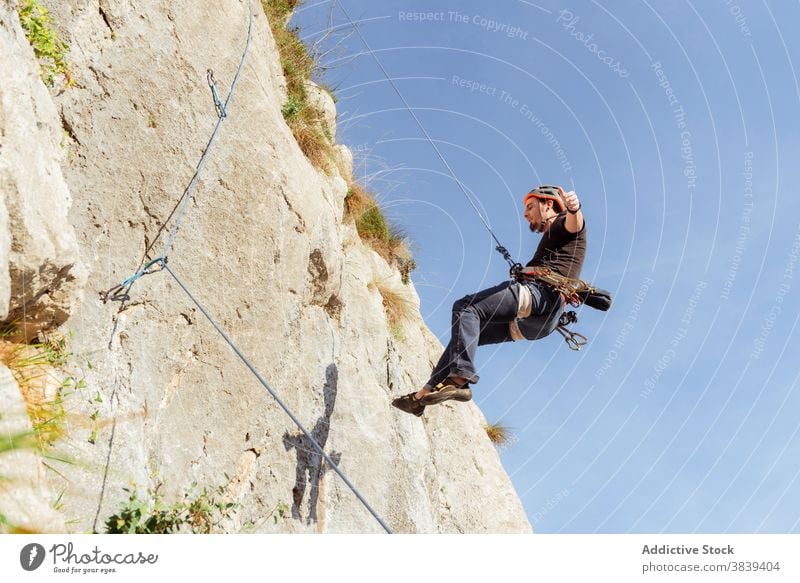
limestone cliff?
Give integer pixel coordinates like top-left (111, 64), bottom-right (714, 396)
top-left (0, 0), bottom-right (531, 533)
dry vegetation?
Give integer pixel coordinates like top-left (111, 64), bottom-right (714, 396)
top-left (0, 333), bottom-right (82, 450)
top-left (368, 277), bottom-right (415, 343)
top-left (263, 0), bottom-right (335, 171)
top-left (264, 1), bottom-right (417, 296)
top-left (484, 422), bottom-right (514, 449)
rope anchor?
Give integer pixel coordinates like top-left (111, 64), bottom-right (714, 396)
top-left (207, 69), bottom-right (227, 118)
top-left (100, 257), bottom-right (166, 303)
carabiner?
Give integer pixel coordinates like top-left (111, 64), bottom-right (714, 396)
top-left (556, 326), bottom-right (588, 351)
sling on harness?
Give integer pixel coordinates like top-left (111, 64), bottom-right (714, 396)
top-left (514, 266), bottom-right (613, 351)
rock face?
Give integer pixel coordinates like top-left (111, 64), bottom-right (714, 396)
top-left (0, 0), bottom-right (85, 340)
top-left (0, 0), bottom-right (531, 533)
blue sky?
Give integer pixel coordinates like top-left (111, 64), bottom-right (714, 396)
top-left (292, 0), bottom-right (800, 533)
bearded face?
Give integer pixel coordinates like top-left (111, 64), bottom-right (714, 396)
top-left (524, 199), bottom-right (553, 233)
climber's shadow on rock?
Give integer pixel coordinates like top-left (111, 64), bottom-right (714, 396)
top-left (282, 363), bottom-right (341, 523)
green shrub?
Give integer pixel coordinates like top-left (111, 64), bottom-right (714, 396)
top-left (281, 95), bottom-right (303, 120)
top-left (105, 481), bottom-right (237, 534)
top-left (398, 257), bottom-right (417, 285)
top-left (17, 0), bottom-right (71, 87)
top-left (345, 184), bottom-right (417, 281)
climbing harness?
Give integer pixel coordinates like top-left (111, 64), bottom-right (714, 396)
top-left (516, 266), bottom-right (594, 307)
top-left (99, 0), bottom-right (392, 534)
top-left (514, 266), bottom-right (610, 351)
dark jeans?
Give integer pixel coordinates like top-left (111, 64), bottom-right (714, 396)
top-left (425, 280), bottom-right (564, 386)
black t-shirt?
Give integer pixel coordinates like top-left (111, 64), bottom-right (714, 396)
top-left (526, 212), bottom-right (586, 279)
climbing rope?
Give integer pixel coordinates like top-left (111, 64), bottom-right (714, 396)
top-left (332, 0), bottom-right (519, 273)
top-left (99, 0), bottom-right (393, 534)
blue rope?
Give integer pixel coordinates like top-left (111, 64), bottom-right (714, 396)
top-left (163, 264), bottom-right (393, 534)
top-left (118, 257), bottom-right (165, 289)
top-left (158, 0), bottom-right (254, 262)
top-left (108, 0), bottom-right (254, 296)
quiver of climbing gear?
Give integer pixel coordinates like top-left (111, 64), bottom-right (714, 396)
top-left (577, 287), bottom-right (613, 311)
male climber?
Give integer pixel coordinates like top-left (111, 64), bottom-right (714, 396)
top-left (392, 185), bottom-right (586, 417)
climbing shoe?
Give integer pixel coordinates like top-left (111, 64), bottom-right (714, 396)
top-left (392, 392), bottom-right (425, 417)
top-left (420, 380), bottom-right (472, 405)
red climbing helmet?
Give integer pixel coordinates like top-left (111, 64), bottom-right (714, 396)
top-left (523, 185), bottom-right (566, 213)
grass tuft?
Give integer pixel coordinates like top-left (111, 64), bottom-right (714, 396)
top-left (356, 205), bottom-right (390, 242)
top-left (371, 278), bottom-right (415, 336)
top-left (484, 422), bottom-right (514, 448)
top-left (346, 184), bottom-right (416, 282)
top-left (0, 331), bottom-right (87, 451)
top-left (289, 106), bottom-right (334, 170)
top-left (0, 431), bottom-right (37, 455)
top-left (344, 182), bottom-right (372, 217)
